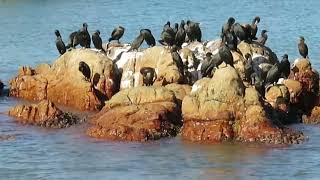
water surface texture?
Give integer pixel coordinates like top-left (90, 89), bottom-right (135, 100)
top-left (1, 0), bottom-right (320, 179)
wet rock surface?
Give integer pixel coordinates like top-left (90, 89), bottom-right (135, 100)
top-left (8, 100), bottom-right (83, 128)
top-left (87, 86), bottom-right (181, 141)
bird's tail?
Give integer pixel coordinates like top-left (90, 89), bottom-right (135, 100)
top-left (108, 37), bottom-right (113, 42)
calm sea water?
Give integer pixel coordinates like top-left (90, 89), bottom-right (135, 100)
top-left (1, 0), bottom-right (320, 179)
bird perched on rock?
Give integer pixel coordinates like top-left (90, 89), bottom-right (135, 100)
top-left (109, 26), bottom-right (125, 43)
top-left (92, 30), bottom-right (104, 52)
top-left (251, 72), bottom-right (265, 97)
top-left (175, 20), bottom-right (186, 48)
top-left (171, 45), bottom-right (184, 75)
top-left (66, 31), bottom-right (79, 49)
top-left (222, 31), bottom-right (237, 51)
top-left (256, 30), bottom-right (268, 45)
top-left (140, 29), bottom-right (156, 47)
top-left (159, 23), bottom-right (175, 47)
top-left (232, 23), bottom-right (247, 42)
top-left (218, 44), bottom-right (234, 67)
top-left (200, 52), bottom-right (216, 78)
top-left (279, 54), bottom-right (290, 78)
top-left (250, 16), bottom-right (260, 40)
top-left (54, 30), bottom-right (66, 55)
top-left (173, 23), bottom-right (179, 34)
top-left (298, 36), bottom-right (308, 58)
top-left (265, 62), bottom-right (281, 86)
top-left (128, 33), bottom-right (144, 51)
top-left (80, 23), bottom-right (91, 48)
top-left (140, 67), bottom-right (157, 86)
top-left (244, 53), bottom-right (254, 82)
top-left (185, 20), bottom-right (202, 42)
top-left (221, 17), bottom-right (235, 39)
top-left (79, 61), bottom-right (91, 82)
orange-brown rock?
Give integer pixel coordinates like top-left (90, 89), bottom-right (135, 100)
top-left (9, 49), bottom-right (117, 111)
top-left (289, 58), bottom-right (319, 112)
top-left (8, 100), bottom-right (81, 128)
top-left (283, 79), bottom-right (303, 104)
top-left (302, 106), bottom-right (320, 124)
top-left (87, 86), bottom-right (181, 141)
top-left (165, 83), bottom-right (191, 105)
top-left (181, 65), bottom-right (305, 144)
top-left (265, 84), bottom-right (290, 114)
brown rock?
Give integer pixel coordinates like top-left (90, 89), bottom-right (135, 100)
top-left (9, 49), bottom-right (117, 111)
top-left (303, 106), bottom-right (320, 124)
top-left (165, 83), bottom-right (191, 105)
top-left (181, 66), bottom-right (304, 144)
top-left (87, 86), bottom-right (181, 141)
top-left (283, 79), bottom-right (303, 104)
top-left (289, 58), bottom-right (319, 112)
top-left (8, 100), bottom-right (81, 128)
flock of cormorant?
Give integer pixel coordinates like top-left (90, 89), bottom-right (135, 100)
top-left (54, 16), bottom-right (309, 98)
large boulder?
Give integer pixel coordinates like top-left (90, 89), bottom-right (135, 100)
top-left (87, 86), bottom-right (181, 141)
top-left (237, 41), bottom-right (278, 64)
top-left (181, 65), bottom-right (305, 144)
top-left (8, 100), bottom-right (82, 128)
top-left (165, 83), bottom-right (191, 105)
top-left (9, 49), bottom-right (117, 111)
top-left (109, 46), bottom-right (183, 89)
top-left (289, 58), bottom-right (319, 113)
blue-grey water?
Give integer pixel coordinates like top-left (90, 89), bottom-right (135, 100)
top-left (1, 0), bottom-right (320, 179)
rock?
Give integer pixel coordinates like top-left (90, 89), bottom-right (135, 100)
top-left (289, 58), bottom-right (319, 112)
top-left (265, 85), bottom-right (290, 109)
top-left (87, 86), bottom-right (181, 141)
top-left (232, 50), bottom-right (246, 80)
top-left (9, 49), bottom-right (117, 111)
top-left (237, 41), bottom-right (278, 64)
top-left (302, 106), bottom-right (320, 124)
top-left (165, 83), bottom-right (191, 105)
top-left (283, 79), bottom-right (303, 104)
top-left (113, 46), bottom-right (183, 89)
top-left (181, 66), bottom-right (305, 144)
top-left (8, 100), bottom-right (82, 128)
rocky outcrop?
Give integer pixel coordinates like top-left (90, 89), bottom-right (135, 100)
top-left (181, 65), bottom-right (305, 144)
top-left (289, 58), bottom-right (319, 113)
top-left (87, 86), bottom-right (181, 141)
top-left (9, 49), bottom-right (117, 111)
top-left (237, 41), bottom-right (278, 64)
top-left (165, 83), bottom-right (191, 105)
top-left (108, 46), bottom-right (183, 89)
top-left (8, 100), bottom-right (82, 128)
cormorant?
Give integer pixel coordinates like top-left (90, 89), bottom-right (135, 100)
top-left (298, 36), bottom-right (308, 58)
top-left (54, 30), bottom-right (66, 55)
top-left (140, 29), bottom-right (156, 47)
top-left (109, 26), bottom-right (125, 43)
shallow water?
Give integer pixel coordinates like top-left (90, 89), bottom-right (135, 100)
top-left (1, 0), bottom-right (320, 179)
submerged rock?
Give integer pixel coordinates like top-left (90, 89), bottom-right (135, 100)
top-left (181, 65), bottom-right (305, 144)
top-left (9, 49), bottom-right (117, 111)
top-left (8, 100), bottom-right (82, 128)
top-left (87, 86), bottom-right (181, 141)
